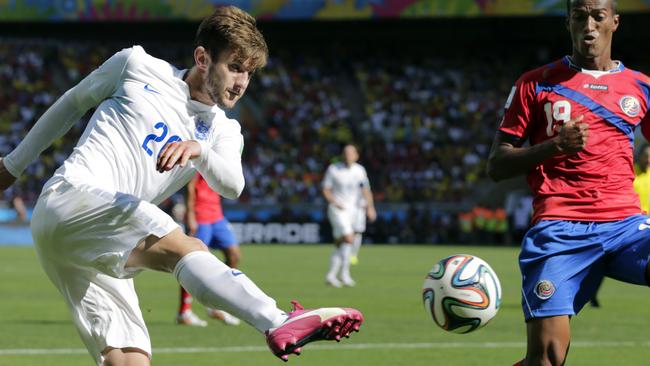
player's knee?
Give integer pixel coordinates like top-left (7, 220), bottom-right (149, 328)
top-left (186, 236), bottom-right (209, 253)
top-left (135, 234), bottom-right (208, 273)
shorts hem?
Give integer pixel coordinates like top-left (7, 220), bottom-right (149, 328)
top-left (524, 309), bottom-right (575, 321)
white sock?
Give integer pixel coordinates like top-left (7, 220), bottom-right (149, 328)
top-left (351, 233), bottom-right (363, 258)
top-left (174, 251), bottom-right (287, 332)
top-left (340, 244), bottom-right (353, 282)
top-left (326, 247), bottom-right (342, 280)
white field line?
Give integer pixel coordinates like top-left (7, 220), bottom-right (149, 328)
top-left (1, 341), bottom-right (650, 356)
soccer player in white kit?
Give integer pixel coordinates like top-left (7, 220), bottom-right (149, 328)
top-left (0, 7), bottom-right (363, 365)
top-left (323, 144), bottom-right (376, 287)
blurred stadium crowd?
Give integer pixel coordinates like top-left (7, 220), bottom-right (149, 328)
top-left (0, 39), bottom-right (541, 243)
top-left (0, 41), bottom-right (526, 202)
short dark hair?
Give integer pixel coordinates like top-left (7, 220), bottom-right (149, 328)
top-left (194, 6), bottom-right (268, 70)
top-left (566, 0), bottom-right (618, 15)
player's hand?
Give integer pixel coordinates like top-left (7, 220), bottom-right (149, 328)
top-left (367, 206), bottom-right (377, 223)
top-left (0, 158), bottom-right (17, 191)
top-left (156, 141), bottom-right (202, 173)
top-left (554, 115), bottom-right (588, 154)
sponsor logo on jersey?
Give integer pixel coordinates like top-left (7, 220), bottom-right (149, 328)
top-left (195, 119), bottom-right (210, 141)
top-left (143, 83), bottom-right (161, 95)
top-left (619, 95), bottom-right (640, 117)
top-left (534, 280), bottom-right (555, 300)
top-left (231, 270), bottom-right (243, 277)
top-left (583, 83), bottom-right (609, 91)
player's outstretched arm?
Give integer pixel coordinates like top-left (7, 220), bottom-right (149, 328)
top-left (2, 48), bottom-right (129, 181)
top-left (487, 115), bottom-right (588, 181)
top-left (0, 158), bottom-right (17, 191)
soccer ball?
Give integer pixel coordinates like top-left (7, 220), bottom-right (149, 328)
top-left (422, 254), bottom-right (501, 334)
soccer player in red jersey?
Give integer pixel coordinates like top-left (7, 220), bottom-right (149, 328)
top-left (488, 1), bottom-right (650, 365)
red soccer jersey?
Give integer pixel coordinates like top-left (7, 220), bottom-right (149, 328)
top-left (193, 173), bottom-right (224, 224)
top-left (500, 56), bottom-right (650, 223)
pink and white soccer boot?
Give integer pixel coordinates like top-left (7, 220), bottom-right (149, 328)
top-left (265, 300), bottom-right (364, 361)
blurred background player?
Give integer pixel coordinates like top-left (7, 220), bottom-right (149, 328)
top-left (488, 0), bottom-right (650, 365)
top-left (323, 144), bottom-right (376, 287)
top-left (177, 173), bottom-right (241, 326)
top-left (3, 185), bottom-right (27, 223)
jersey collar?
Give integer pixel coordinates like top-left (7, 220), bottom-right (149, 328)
top-left (562, 56), bottom-right (624, 77)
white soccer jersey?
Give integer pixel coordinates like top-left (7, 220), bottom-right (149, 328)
top-left (4, 46), bottom-right (244, 204)
top-left (322, 162), bottom-right (370, 210)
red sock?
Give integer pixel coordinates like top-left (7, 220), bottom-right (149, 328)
top-left (179, 286), bottom-right (193, 314)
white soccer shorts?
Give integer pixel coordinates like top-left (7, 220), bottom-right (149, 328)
top-left (31, 177), bottom-right (179, 365)
top-left (327, 205), bottom-right (355, 239)
top-left (353, 207), bottom-right (366, 233)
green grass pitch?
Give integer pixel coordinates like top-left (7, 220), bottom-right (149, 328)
top-left (1, 244), bottom-right (650, 365)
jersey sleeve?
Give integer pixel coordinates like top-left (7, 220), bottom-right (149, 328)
top-left (193, 121), bottom-right (245, 200)
top-left (3, 47), bottom-right (132, 177)
top-left (499, 75), bottom-right (537, 139)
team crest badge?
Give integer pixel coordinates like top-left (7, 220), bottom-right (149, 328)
top-left (194, 119), bottom-right (210, 141)
top-left (534, 280), bottom-right (555, 300)
top-left (619, 96), bottom-right (640, 117)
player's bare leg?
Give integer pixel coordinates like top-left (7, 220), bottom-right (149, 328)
top-left (176, 286), bottom-right (208, 327)
top-left (102, 347), bottom-right (150, 366)
top-left (523, 316), bottom-right (570, 366)
top-left (223, 245), bottom-right (241, 268)
top-left (127, 228), bottom-right (207, 272)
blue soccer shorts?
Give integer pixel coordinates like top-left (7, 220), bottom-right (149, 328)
top-left (520, 214), bottom-right (650, 320)
top-left (195, 218), bottom-right (238, 250)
